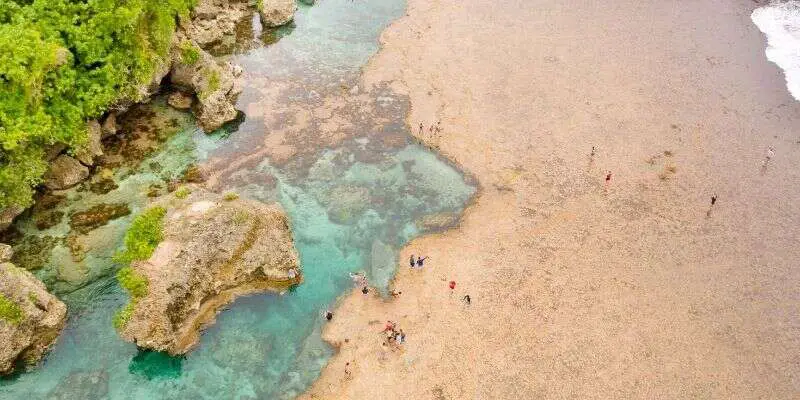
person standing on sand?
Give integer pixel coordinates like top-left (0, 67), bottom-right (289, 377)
top-left (344, 362), bottom-right (352, 379)
top-left (362, 286), bottom-right (369, 295)
top-left (711, 194), bottom-right (717, 206)
top-left (409, 254), bottom-right (416, 269)
top-left (416, 256), bottom-right (427, 268)
top-left (325, 310), bottom-right (333, 321)
top-left (605, 171), bottom-right (612, 183)
top-left (419, 122), bottom-right (424, 135)
top-left (463, 294), bottom-right (471, 305)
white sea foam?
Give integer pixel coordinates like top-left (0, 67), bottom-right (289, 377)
top-left (752, 1), bottom-right (800, 100)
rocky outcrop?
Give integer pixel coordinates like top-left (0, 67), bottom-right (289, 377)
top-left (42, 155), bottom-right (90, 190)
top-left (117, 189), bottom-right (301, 354)
top-left (169, 38), bottom-right (242, 132)
top-left (0, 207), bottom-right (23, 232)
top-left (0, 244), bottom-right (11, 262)
top-left (75, 120), bottom-right (104, 166)
top-left (258, 0), bottom-right (297, 27)
top-left (182, 0), bottom-right (252, 49)
top-left (0, 260), bottom-right (67, 375)
top-left (101, 113), bottom-right (117, 138)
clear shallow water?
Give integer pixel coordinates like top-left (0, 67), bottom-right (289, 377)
top-left (1, 1), bottom-right (475, 399)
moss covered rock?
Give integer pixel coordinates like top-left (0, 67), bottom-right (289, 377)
top-left (0, 262), bottom-right (67, 375)
top-left (117, 187), bottom-right (300, 354)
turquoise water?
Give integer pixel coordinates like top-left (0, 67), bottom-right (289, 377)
top-left (0, 1), bottom-right (475, 399)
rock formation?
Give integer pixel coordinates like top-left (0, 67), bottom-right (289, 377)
top-left (117, 189), bottom-right (301, 354)
top-left (0, 259), bottom-right (67, 375)
top-left (42, 155), bottom-right (90, 190)
top-left (170, 37), bottom-right (242, 132)
top-left (75, 120), bottom-right (104, 166)
top-left (182, 0), bottom-right (252, 49)
top-left (258, 0), bottom-right (297, 27)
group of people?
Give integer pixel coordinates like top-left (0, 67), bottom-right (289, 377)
top-left (418, 121), bottom-right (443, 147)
top-left (409, 254), bottom-right (427, 268)
top-left (380, 320), bottom-right (406, 347)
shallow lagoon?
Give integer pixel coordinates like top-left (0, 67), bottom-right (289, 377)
top-left (0, 1), bottom-right (475, 398)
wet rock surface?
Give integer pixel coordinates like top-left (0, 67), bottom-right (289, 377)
top-left (43, 155), bottom-right (90, 191)
top-left (75, 120), bottom-right (104, 166)
top-left (183, 0), bottom-right (252, 49)
top-left (258, 0), bottom-right (297, 27)
top-left (118, 188), bottom-right (301, 355)
top-left (170, 38), bottom-right (240, 132)
top-left (68, 203), bottom-right (131, 235)
top-left (0, 261), bottom-right (67, 375)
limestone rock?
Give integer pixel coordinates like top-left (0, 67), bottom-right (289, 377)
top-left (101, 113), bottom-right (117, 138)
top-left (75, 120), bottom-right (104, 166)
top-left (169, 38), bottom-right (241, 132)
top-left (118, 188), bottom-right (301, 354)
top-left (0, 206), bottom-right (23, 232)
top-left (167, 91), bottom-right (194, 110)
top-left (0, 244), bottom-right (11, 262)
top-left (43, 155), bottom-right (89, 190)
top-left (182, 0), bottom-right (252, 49)
top-left (0, 262), bottom-right (67, 375)
top-left (258, 0), bottom-right (297, 27)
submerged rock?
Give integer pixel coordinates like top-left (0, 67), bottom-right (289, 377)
top-left (46, 370), bottom-right (109, 400)
top-left (258, 0), bottom-right (297, 27)
top-left (167, 91), bottom-right (194, 110)
top-left (0, 262), bottom-right (67, 375)
top-left (43, 155), bottom-right (90, 190)
top-left (118, 189), bottom-right (301, 355)
top-left (68, 203), bottom-right (131, 235)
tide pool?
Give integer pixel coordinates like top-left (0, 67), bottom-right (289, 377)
top-left (0, 1), bottom-right (475, 399)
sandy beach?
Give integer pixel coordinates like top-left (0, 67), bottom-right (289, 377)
top-left (302, 0), bottom-right (800, 398)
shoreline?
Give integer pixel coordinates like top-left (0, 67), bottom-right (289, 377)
top-left (303, 0), bottom-right (800, 398)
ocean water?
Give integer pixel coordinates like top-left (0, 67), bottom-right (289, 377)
top-left (0, 1), bottom-right (476, 399)
top-left (752, 1), bottom-right (800, 101)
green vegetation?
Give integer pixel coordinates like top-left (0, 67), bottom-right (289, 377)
top-left (223, 192), bottom-right (239, 201)
top-left (0, 293), bottom-right (23, 325)
top-left (199, 69), bottom-right (220, 100)
top-left (117, 266), bottom-right (149, 298)
top-left (180, 41), bottom-right (200, 65)
top-left (113, 302), bottom-right (135, 330)
top-left (0, 0), bottom-right (197, 210)
top-left (174, 186), bottom-right (191, 199)
top-left (112, 206), bottom-right (166, 330)
top-left (27, 291), bottom-right (38, 304)
top-left (113, 206), bottom-right (167, 266)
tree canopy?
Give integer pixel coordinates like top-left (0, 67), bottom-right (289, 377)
top-left (0, 0), bottom-right (195, 209)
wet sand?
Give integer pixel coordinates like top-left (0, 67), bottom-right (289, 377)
top-left (302, 0), bottom-right (800, 398)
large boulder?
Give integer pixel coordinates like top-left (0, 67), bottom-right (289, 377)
top-left (0, 262), bottom-right (67, 375)
top-left (117, 189), bottom-right (301, 354)
top-left (169, 38), bottom-right (241, 132)
top-left (182, 0), bottom-right (252, 49)
top-left (258, 0), bottom-right (297, 27)
top-left (42, 155), bottom-right (90, 190)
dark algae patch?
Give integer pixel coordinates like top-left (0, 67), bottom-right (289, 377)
top-left (69, 203), bottom-right (132, 235)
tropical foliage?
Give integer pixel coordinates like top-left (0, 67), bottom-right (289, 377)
top-left (0, 0), bottom-right (196, 210)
